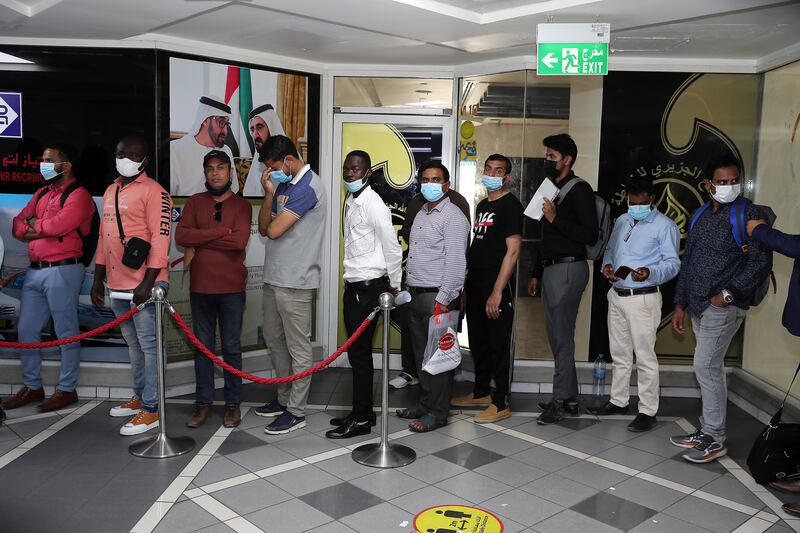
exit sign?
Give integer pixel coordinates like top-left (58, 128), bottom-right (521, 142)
top-left (537, 23), bottom-right (610, 76)
top-left (537, 43), bottom-right (608, 75)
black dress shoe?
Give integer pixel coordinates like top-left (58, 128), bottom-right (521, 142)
top-left (587, 401), bottom-right (629, 416)
top-left (330, 411), bottom-right (376, 427)
top-left (538, 400), bottom-right (579, 415)
top-left (628, 413), bottom-right (657, 432)
top-left (325, 418), bottom-right (372, 439)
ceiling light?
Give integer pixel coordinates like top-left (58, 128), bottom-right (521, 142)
top-left (0, 52), bottom-right (33, 64)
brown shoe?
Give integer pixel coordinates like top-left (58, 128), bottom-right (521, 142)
top-left (770, 479), bottom-right (800, 494)
top-left (475, 404), bottom-right (511, 424)
top-left (451, 393), bottom-right (492, 408)
top-left (186, 405), bottom-right (212, 428)
top-left (2, 386), bottom-right (44, 409)
top-left (37, 390), bottom-right (78, 412)
top-left (783, 502), bottom-right (800, 517)
top-left (224, 405), bottom-right (241, 428)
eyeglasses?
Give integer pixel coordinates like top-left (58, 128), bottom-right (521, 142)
top-left (214, 202), bottom-right (222, 222)
top-left (212, 116), bottom-right (231, 129)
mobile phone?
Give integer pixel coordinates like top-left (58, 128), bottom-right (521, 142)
top-left (614, 266), bottom-right (633, 279)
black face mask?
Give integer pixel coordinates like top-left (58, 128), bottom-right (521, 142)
top-left (543, 159), bottom-right (560, 178)
top-left (205, 179), bottom-right (232, 196)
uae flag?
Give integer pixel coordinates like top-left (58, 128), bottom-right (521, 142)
top-left (223, 66), bottom-right (254, 158)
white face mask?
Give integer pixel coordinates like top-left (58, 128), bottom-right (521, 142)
top-left (711, 183), bottom-right (741, 204)
top-left (116, 157), bottom-right (143, 178)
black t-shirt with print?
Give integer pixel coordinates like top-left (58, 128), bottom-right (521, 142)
top-left (468, 192), bottom-right (524, 272)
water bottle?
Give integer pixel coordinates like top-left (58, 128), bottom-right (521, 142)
top-left (592, 355), bottom-right (607, 409)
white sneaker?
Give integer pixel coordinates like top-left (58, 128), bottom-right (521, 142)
top-left (389, 372), bottom-right (419, 390)
top-left (120, 411), bottom-right (159, 436)
top-left (110, 397), bottom-right (142, 417)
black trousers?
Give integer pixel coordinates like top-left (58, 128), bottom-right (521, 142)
top-left (343, 280), bottom-right (387, 417)
top-left (466, 271), bottom-right (515, 409)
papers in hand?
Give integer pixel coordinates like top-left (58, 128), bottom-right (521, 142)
top-left (524, 178), bottom-right (559, 221)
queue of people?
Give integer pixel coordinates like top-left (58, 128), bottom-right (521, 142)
top-left (1, 132), bottom-right (785, 471)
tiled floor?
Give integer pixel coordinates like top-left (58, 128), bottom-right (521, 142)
top-left (0, 369), bottom-right (797, 533)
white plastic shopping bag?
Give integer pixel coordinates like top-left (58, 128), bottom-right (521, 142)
top-left (421, 310), bottom-right (462, 375)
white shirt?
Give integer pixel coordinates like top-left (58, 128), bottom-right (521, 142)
top-left (169, 134), bottom-right (239, 196)
top-left (343, 185), bottom-right (402, 288)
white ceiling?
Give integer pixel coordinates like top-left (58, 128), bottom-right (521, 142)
top-left (0, 0), bottom-right (798, 67)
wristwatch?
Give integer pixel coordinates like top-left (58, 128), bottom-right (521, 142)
top-left (722, 289), bottom-right (734, 304)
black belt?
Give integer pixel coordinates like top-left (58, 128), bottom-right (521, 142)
top-left (407, 286), bottom-right (439, 294)
top-left (615, 286), bottom-right (660, 297)
top-left (30, 257), bottom-right (81, 269)
top-left (542, 256), bottom-right (585, 268)
top-left (345, 277), bottom-right (388, 289)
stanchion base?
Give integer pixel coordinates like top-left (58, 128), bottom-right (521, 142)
top-left (352, 442), bottom-right (416, 468)
top-left (129, 433), bottom-right (195, 459)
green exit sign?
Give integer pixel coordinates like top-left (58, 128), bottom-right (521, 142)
top-left (537, 43), bottom-right (608, 76)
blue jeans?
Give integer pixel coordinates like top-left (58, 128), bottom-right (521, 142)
top-left (18, 263), bottom-right (84, 392)
top-left (108, 282), bottom-right (169, 413)
top-left (190, 292), bottom-right (244, 406)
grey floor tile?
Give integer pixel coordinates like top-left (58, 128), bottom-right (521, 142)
top-left (237, 410), bottom-right (271, 430)
top-left (154, 500), bottom-right (219, 533)
top-left (0, 437), bottom-right (21, 455)
top-left (303, 411), bottom-right (342, 433)
top-left (511, 445), bottom-right (582, 472)
top-left (436, 471), bottom-right (514, 503)
top-left (66, 499), bottom-right (152, 533)
top-left (662, 495), bottom-right (750, 532)
top-left (626, 433), bottom-right (685, 458)
top-left (244, 425), bottom-right (313, 443)
top-left (520, 473), bottom-right (599, 507)
top-left (559, 418), bottom-right (601, 431)
top-left (306, 521), bottom-right (357, 533)
top-left (645, 458), bottom-right (723, 489)
top-left (9, 416), bottom-right (61, 439)
top-left (551, 431), bottom-right (617, 456)
top-left (246, 498), bottom-right (334, 533)
top-left (433, 442), bottom-right (505, 470)
top-left (36, 470), bottom-right (114, 503)
top-left (298, 482), bottom-right (384, 520)
top-left (485, 514), bottom-right (529, 533)
top-left (629, 512), bottom-right (715, 533)
top-left (481, 489), bottom-right (564, 526)
top-left (0, 424), bottom-right (22, 443)
top-left (532, 509), bottom-right (624, 533)
top-left (579, 419), bottom-right (641, 443)
top-left (699, 473), bottom-right (765, 509)
top-left (399, 453), bottom-right (469, 484)
top-left (437, 419), bottom-right (495, 441)
top-left (571, 491), bottom-right (657, 531)
top-left (268, 464), bottom-right (345, 497)
top-left (212, 478), bottom-right (292, 515)
top-left (193, 456), bottom-right (251, 486)
top-left (226, 443), bottom-right (298, 472)
top-left (217, 430), bottom-right (270, 456)
top-left (470, 431), bottom-right (535, 456)
top-left (511, 420), bottom-right (573, 441)
top-left (96, 473), bottom-right (176, 504)
top-left (390, 485), bottom-right (467, 513)
top-left (314, 452), bottom-right (381, 481)
top-left (765, 522), bottom-right (796, 533)
top-left (557, 460), bottom-right (630, 491)
top-left (492, 415), bottom-right (535, 429)
top-left (606, 476), bottom-right (686, 511)
top-left (274, 432), bottom-right (342, 459)
top-left (396, 430), bottom-right (462, 454)
top-left (349, 468), bottom-right (427, 500)
top-left (474, 457), bottom-right (548, 487)
top-left (339, 501), bottom-right (415, 533)
top-left (193, 522), bottom-right (236, 533)
top-left (595, 444), bottom-right (666, 472)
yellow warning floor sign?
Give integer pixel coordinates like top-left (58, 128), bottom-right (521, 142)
top-left (414, 505), bottom-right (503, 533)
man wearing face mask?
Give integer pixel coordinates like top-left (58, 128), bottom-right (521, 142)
top-left (326, 150), bottom-right (402, 439)
top-left (254, 135), bottom-right (327, 434)
top-left (670, 154), bottom-right (771, 463)
top-left (170, 95), bottom-right (239, 197)
top-left (451, 154), bottom-right (523, 424)
top-left (596, 177), bottom-right (680, 432)
top-left (5, 144), bottom-right (94, 413)
top-left (242, 104), bottom-right (285, 197)
top-left (91, 136), bottom-right (173, 436)
top-left (397, 160), bottom-right (470, 433)
top-left (528, 134), bottom-right (599, 425)
top-left (175, 150), bottom-right (252, 429)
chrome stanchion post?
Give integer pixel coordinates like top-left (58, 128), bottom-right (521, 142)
top-left (130, 285), bottom-right (195, 458)
top-left (352, 292), bottom-right (416, 468)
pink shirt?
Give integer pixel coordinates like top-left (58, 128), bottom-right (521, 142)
top-left (12, 178), bottom-right (94, 263)
top-left (95, 172), bottom-right (173, 290)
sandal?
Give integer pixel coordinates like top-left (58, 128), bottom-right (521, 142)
top-left (396, 406), bottom-right (426, 420)
top-left (409, 414), bottom-right (447, 433)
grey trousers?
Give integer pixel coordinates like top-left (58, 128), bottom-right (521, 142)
top-left (690, 304), bottom-right (746, 444)
top-left (407, 291), bottom-right (453, 421)
top-left (262, 283), bottom-right (314, 417)
top-left (542, 261), bottom-right (589, 400)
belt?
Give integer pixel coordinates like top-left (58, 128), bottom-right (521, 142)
top-left (345, 277), bottom-right (388, 289)
top-left (30, 257), bottom-right (81, 269)
top-left (542, 256), bottom-right (585, 268)
top-left (615, 286), bottom-right (660, 297)
top-left (407, 286), bottom-right (439, 294)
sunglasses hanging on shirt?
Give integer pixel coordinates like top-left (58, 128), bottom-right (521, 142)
top-left (213, 202), bottom-right (222, 222)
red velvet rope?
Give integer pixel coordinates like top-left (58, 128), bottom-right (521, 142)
top-left (170, 309), bottom-right (374, 384)
top-left (0, 307), bottom-right (140, 349)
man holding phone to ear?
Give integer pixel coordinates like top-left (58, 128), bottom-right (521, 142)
top-left (597, 177), bottom-right (679, 432)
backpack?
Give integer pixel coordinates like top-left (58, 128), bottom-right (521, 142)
top-left (556, 177), bottom-right (611, 261)
top-left (689, 196), bottom-right (777, 306)
top-left (34, 182), bottom-right (100, 267)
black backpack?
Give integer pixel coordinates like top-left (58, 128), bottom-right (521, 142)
top-left (34, 182), bottom-right (100, 267)
top-left (556, 176), bottom-right (611, 261)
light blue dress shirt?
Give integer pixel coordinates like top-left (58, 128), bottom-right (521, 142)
top-left (602, 207), bottom-right (681, 289)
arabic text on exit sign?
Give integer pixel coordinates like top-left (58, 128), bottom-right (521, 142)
top-left (537, 43), bottom-right (608, 76)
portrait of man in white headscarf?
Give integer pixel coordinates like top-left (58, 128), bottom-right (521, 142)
top-left (170, 95), bottom-right (240, 196)
top-left (242, 103), bottom-right (285, 197)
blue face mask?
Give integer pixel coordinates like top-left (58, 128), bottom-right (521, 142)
top-left (628, 204), bottom-right (652, 221)
top-left (421, 182), bottom-right (444, 203)
top-left (270, 160), bottom-right (292, 184)
top-left (40, 162), bottom-right (62, 181)
top-left (482, 175), bottom-right (504, 192)
top-left (344, 177), bottom-right (367, 194)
